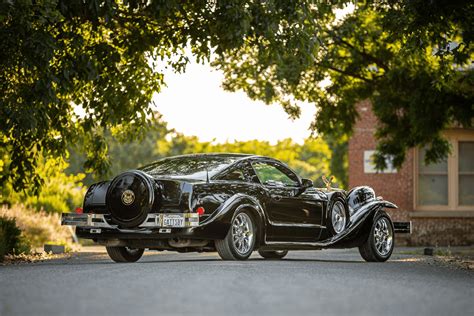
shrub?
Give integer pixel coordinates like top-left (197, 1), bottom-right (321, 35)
top-left (0, 216), bottom-right (31, 261)
top-left (0, 205), bottom-right (72, 249)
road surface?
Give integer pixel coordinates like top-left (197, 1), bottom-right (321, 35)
top-left (0, 247), bottom-right (473, 316)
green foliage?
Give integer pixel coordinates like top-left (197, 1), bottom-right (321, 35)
top-left (67, 113), bottom-right (169, 185)
top-left (3, 0), bottom-right (466, 191)
top-left (1, 155), bottom-right (86, 213)
top-left (214, 1), bottom-right (474, 169)
top-left (322, 134), bottom-right (348, 188)
top-left (0, 216), bottom-right (31, 261)
top-left (0, 0), bottom-right (334, 192)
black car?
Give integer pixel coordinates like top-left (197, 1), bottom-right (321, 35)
top-left (62, 153), bottom-right (410, 262)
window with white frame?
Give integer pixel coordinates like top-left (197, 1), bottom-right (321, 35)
top-left (458, 141), bottom-right (474, 206)
top-left (416, 132), bottom-right (474, 211)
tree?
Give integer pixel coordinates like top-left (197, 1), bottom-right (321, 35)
top-left (67, 113), bottom-right (169, 184)
top-left (214, 0), bottom-right (473, 169)
top-left (1, 0), bottom-right (331, 192)
top-left (3, 1), bottom-right (471, 194)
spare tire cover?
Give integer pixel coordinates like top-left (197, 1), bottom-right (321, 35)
top-left (106, 170), bottom-right (156, 228)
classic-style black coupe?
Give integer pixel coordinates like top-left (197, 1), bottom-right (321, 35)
top-left (62, 153), bottom-right (410, 262)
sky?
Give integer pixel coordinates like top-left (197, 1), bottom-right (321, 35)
top-left (72, 6), bottom-right (354, 145)
top-left (152, 4), bottom-right (354, 145)
top-left (152, 63), bottom-right (316, 144)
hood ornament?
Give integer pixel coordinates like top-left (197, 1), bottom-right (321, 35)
top-left (322, 175), bottom-right (334, 191)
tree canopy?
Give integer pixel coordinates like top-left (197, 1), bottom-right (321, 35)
top-left (216, 0), bottom-right (473, 168)
top-left (1, 0), bottom-right (338, 191)
top-left (1, 0), bottom-right (472, 192)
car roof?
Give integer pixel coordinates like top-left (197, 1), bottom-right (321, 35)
top-left (161, 153), bottom-right (264, 161)
top-left (143, 153), bottom-right (299, 181)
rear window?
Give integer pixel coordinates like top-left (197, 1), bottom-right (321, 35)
top-left (139, 156), bottom-right (240, 180)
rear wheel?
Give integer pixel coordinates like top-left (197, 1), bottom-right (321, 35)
top-left (106, 246), bottom-right (144, 263)
top-left (215, 210), bottom-right (256, 260)
top-left (258, 250), bottom-right (288, 259)
top-left (359, 213), bottom-right (394, 262)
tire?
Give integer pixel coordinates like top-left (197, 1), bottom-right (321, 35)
top-left (106, 246), bottom-right (144, 263)
top-left (215, 209), bottom-right (257, 260)
top-left (258, 250), bottom-right (288, 259)
top-left (358, 212), bottom-right (394, 262)
top-left (328, 199), bottom-right (349, 235)
top-left (106, 170), bottom-right (157, 228)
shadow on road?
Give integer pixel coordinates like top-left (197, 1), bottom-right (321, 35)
top-left (8, 251), bottom-right (417, 267)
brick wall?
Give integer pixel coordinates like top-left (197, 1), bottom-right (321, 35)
top-left (348, 101), bottom-right (474, 246)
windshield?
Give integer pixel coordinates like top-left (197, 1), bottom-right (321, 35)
top-left (139, 155), bottom-right (241, 180)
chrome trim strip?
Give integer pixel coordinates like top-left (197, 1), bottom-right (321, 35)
top-left (268, 221), bottom-right (325, 229)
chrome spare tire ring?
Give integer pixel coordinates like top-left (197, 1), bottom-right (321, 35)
top-left (232, 213), bottom-right (254, 255)
top-left (331, 201), bottom-right (347, 234)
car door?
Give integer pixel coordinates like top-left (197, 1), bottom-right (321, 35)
top-left (251, 160), bottom-right (324, 242)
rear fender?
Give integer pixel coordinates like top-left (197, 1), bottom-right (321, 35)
top-left (83, 181), bottom-right (110, 214)
top-left (191, 194), bottom-right (266, 243)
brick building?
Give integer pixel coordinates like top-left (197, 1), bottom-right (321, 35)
top-left (348, 101), bottom-right (474, 246)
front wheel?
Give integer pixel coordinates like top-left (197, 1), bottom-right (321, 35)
top-left (258, 250), bottom-right (288, 260)
top-left (359, 213), bottom-right (394, 262)
top-left (215, 210), bottom-right (256, 260)
top-left (106, 246), bottom-right (144, 263)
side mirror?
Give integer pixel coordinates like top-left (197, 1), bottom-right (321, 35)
top-left (295, 178), bottom-right (313, 196)
top-left (301, 178), bottom-right (313, 189)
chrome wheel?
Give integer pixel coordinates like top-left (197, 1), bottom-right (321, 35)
top-left (232, 212), bottom-right (254, 255)
top-left (374, 217), bottom-right (393, 256)
top-left (331, 201), bottom-right (347, 234)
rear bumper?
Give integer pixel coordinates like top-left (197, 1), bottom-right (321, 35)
top-left (61, 212), bottom-right (199, 229)
top-left (62, 212), bottom-right (229, 241)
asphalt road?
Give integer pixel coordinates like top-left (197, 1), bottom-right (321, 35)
top-left (0, 247), bottom-right (473, 316)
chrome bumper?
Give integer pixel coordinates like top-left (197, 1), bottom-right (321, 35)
top-left (61, 213), bottom-right (200, 228)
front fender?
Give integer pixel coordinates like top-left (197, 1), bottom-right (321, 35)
top-left (327, 200), bottom-right (395, 248)
top-left (188, 194), bottom-right (266, 241)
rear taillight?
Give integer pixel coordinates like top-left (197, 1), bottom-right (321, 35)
top-left (196, 207), bottom-right (205, 216)
top-left (75, 207), bottom-right (83, 214)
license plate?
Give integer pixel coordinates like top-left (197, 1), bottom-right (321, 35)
top-left (162, 214), bottom-right (185, 227)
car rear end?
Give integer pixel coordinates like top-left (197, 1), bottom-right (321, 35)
top-left (62, 170), bottom-right (213, 251)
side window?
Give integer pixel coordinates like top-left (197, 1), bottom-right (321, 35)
top-left (252, 162), bottom-right (299, 187)
top-left (220, 168), bottom-right (246, 181)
